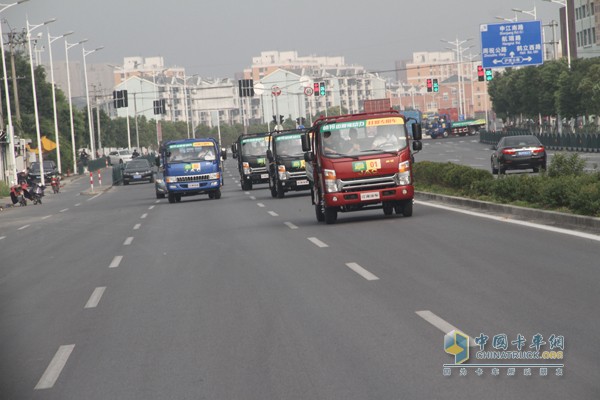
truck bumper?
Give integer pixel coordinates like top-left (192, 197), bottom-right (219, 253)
top-left (324, 185), bottom-right (414, 208)
top-left (279, 177), bottom-right (311, 192)
top-left (167, 179), bottom-right (221, 195)
top-left (244, 172), bottom-right (270, 184)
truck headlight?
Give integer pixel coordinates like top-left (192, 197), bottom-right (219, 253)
top-left (277, 165), bottom-right (287, 180)
top-left (208, 172), bottom-right (220, 180)
top-left (324, 169), bottom-right (339, 193)
top-left (166, 176), bottom-right (178, 183)
top-left (395, 161), bottom-right (411, 185)
top-left (242, 162), bottom-right (250, 175)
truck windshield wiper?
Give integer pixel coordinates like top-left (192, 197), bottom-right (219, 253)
top-left (361, 148), bottom-right (398, 156)
top-left (326, 151), bottom-right (360, 160)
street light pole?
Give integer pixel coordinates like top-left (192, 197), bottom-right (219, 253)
top-left (0, 0), bottom-right (29, 185)
top-left (65, 38), bottom-right (87, 174)
top-left (82, 45), bottom-right (103, 159)
top-left (442, 37), bottom-right (472, 119)
top-left (543, 0), bottom-right (571, 69)
top-left (27, 17), bottom-right (55, 187)
top-left (47, 29), bottom-right (73, 175)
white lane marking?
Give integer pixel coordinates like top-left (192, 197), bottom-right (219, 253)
top-left (244, 192), bottom-right (250, 195)
top-left (123, 237), bottom-right (134, 246)
top-left (141, 213), bottom-right (148, 219)
top-left (60, 208), bottom-right (69, 213)
top-left (257, 203), bottom-right (265, 208)
top-left (416, 310), bottom-right (477, 347)
top-left (155, 200), bottom-right (160, 204)
top-left (0, 236), bottom-right (6, 241)
top-left (87, 193), bottom-right (102, 201)
top-left (84, 287), bottom-right (106, 309)
top-left (109, 256), bottom-right (123, 269)
top-left (308, 237), bottom-right (328, 248)
top-left (42, 215), bottom-right (52, 220)
top-left (415, 200), bottom-right (600, 242)
top-left (148, 205), bottom-right (155, 210)
top-left (268, 211), bottom-right (278, 216)
top-left (18, 225), bottom-right (30, 230)
top-left (345, 262), bottom-right (379, 281)
top-left (133, 224), bottom-right (141, 230)
top-left (75, 203), bottom-right (81, 207)
top-left (250, 196), bottom-right (256, 200)
top-left (34, 344), bottom-right (75, 390)
top-left (284, 222), bottom-right (298, 230)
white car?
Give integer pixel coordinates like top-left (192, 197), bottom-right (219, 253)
top-left (108, 149), bottom-right (133, 165)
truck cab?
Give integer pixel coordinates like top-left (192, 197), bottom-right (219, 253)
top-left (161, 138), bottom-right (225, 203)
top-left (231, 132), bottom-right (270, 190)
top-left (302, 110), bottom-right (423, 224)
top-left (266, 129), bottom-right (311, 198)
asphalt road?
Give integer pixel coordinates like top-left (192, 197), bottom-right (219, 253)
top-left (1, 161), bottom-right (599, 399)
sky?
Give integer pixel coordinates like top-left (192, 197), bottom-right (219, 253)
top-left (4, 0), bottom-right (560, 79)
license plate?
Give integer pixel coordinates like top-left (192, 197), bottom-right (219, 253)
top-left (360, 192), bottom-right (380, 201)
top-left (296, 179), bottom-right (309, 186)
top-left (518, 151), bottom-right (531, 156)
top-left (260, 174), bottom-right (269, 179)
top-left (188, 183), bottom-right (200, 188)
top-left (133, 174), bottom-right (141, 179)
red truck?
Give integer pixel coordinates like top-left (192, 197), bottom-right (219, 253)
top-left (301, 109), bottom-right (423, 224)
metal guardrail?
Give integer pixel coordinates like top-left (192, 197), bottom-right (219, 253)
top-left (479, 129), bottom-right (600, 152)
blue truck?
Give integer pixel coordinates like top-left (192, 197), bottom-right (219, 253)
top-left (160, 138), bottom-right (225, 203)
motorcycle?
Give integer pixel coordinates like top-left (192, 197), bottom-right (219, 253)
top-left (51, 175), bottom-right (61, 194)
top-left (29, 182), bottom-right (46, 205)
top-left (9, 184), bottom-right (29, 206)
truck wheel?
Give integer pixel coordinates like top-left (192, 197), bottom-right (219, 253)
top-left (383, 202), bottom-right (394, 215)
top-left (213, 189), bottom-right (222, 199)
top-left (208, 192), bottom-right (215, 199)
top-left (175, 194), bottom-right (182, 202)
top-left (443, 131), bottom-right (449, 138)
top-left (168, 193), bottom-right (176, 203)
top-left (276, 181), bottom-right (285, 198)
top-left (324, 207), bottom-right (337, 224)
top-left (402, 200), bottom-right (413, 217)
top-left (270, 184), bottom-right (277, 198)
top-left (241, 180), bottom-right (251, 190)
top-left (315, 204), bottom-right (325, 222)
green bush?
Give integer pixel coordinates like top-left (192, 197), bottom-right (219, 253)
top-left (0, 180), bottom-right (9, 198)
top-left (569, 181), bottom-right (600, 216)
top-left (547, 153), bottom-right (586, 177)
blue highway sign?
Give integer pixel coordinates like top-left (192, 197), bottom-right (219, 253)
top-left (480, 21), bottom-right (543, 68)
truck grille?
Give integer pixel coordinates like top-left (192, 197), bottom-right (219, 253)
top-left (339, 174), bottom-right (397, 192)
top-left (288, 171), bottom-right (307, 179)
top-left (251, 167), bottom-right (267, 173)
top-left (177, 174), bottom-right (210, 182)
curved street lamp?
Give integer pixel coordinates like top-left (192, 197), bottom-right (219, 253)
top-left (27, 17), bottom-right (56, 187)
top-left (82, 45), bottom-right (103, 159)
top-left (65, 38), bottom-right (87, 174)
top-left (542, 0), bottom-right (571, 70)
top-left (47, 29), bottom-right (73, 175)
top-left (0, 0), bottom-right (29, 185)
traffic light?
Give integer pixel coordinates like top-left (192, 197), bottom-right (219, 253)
top-left (477, 65), bottom-right (485, 82)
top-left (432, 79), bottom-right (439, 93)
top-left (485, 68), bottom-right (493, 81)
top-left (153, 100), bottom-right (161, 115)
top-left (313, 82), bottom-right (320, 96)
top-left (319, 81), bottom-right (326, 96)
top-left (113, 91), bottom-right (119, 109)
top-left (426, 78), bottom-right (433, 92)
top-left (238, 79), bottom-right (255, 97)
top-left (160, 98), bottom-right (167, 114)
top-left (122, 90), bottom-right (128, 107)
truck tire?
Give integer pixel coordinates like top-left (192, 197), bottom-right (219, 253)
top-left (214, 189), bottom-right (222, 199)
top-left (402, 200), bottom-right (413, 217)
top-left (315, 204), bottom-right (325, 222)
top-left (175, 194), bottom-right (182, 202)
top-left (241, 180), bottom-right (251, 190)
top-left (324, 207), bottom-right (337, 224)
top-left (383, 202), bottom-right (394, 215)
top-left (168, 193), bottom-right (176, 203)
top-left (276, 181), bottom-right (285, 198)
top-left (443, 131), bottom-right (449, 138)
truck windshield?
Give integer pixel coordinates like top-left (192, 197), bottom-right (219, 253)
top-left (274, 134), bottom-right (303, 157)
top-left (241, 137), bottom-right (269, 156)
top-left (167, 142), bottom-right (216, 163)
top-left (320, 118), bottom-right (408, 157)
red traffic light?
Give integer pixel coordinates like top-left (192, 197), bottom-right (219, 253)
top-left (426, 78), bottom-right (433, 92)
top-left (313, 82), bottom-right (320, 96)
top-left (477, 65), bottom-right (485, 81)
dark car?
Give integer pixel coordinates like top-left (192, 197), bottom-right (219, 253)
top-left (122, 159), bottom-right (153, 185)
top-left (491, 135), bottom-right (547, 175)
top-left (28, 160), bottom-right (58, 182)
top-left (154, 170), bottom-right (166, 198)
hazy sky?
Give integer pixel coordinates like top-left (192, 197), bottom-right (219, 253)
top-left (5, 0), bottom-right (559, 78)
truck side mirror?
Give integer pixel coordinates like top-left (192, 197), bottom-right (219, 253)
top-left (304, 152), bottom-right (314, 162)
top-left (266, 149), bottom-right (273, 161)
top-left (301, 133), bottom-right (311, 152)
top-left (412, 141), bottom-right (423, 151)
top-left (412, 123), bottom-right (423, 141)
